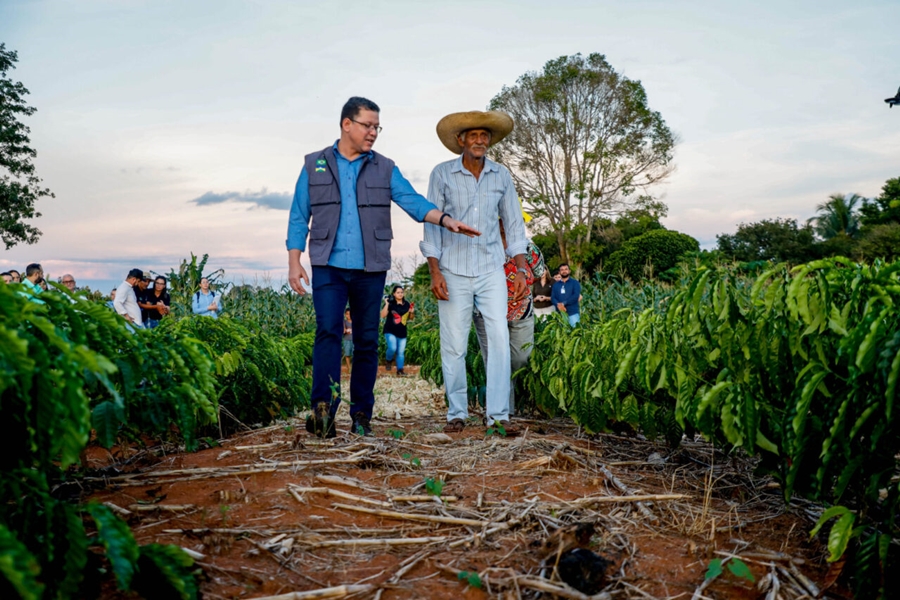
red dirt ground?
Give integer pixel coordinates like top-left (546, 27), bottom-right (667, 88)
top-left (83, 368), bottom-right (841, 600)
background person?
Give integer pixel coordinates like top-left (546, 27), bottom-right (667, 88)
top-left (192, 277), bottom-right (222, 318)
top-left (8, 269), bottom-right (21, 283)
top-left (21, 263), bottom-right (44, 303)
top-left (532, 266), bottom-right (554, 318)
top-left (1, 272), bottom-right (11, 283)
top-left (106, 288), bottom-right (117, 309)
top-left (286, 96), bottom-right (478, 439)
top-left (343, 308), bottom-right (353, 373)
top-left (142, 276), bottom-right (171, 328)
top-left (380, 284), bottom-right (414, 377)
top-left (114, 268), bottom-right (144, 327)
top-left (473, 219), bottom-right (545, 416)
top-left (551, 263), bottom-right (582, 326)
top-left (60, 274), bottom-right (76, 292)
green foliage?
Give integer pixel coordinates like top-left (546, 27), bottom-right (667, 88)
top-left (386, 428), bottom-right (405, 439)
top-left (457, 570), bottom-right (483, 589)
top-left (489, 52), bottom-right (675, 272)
top-left (0, 43), bottom-right (54, 249)
top-left (402, 453), bottom-right (421, 467)
top-left (857, 223), bottom-right (900, 262)
top-left (132, 544), bottom-right (199, 600)
top-left (705, 557), bottom-right (754, 583)
top-left (808, 193), bottom-right (862, 240)
top-left (225, 282), bottom-right (316, 337)
top-left (88, 504), bottom-right (139, 589)
top-left (605, 229), bottom-right (699, 282)
top-left (717, 218), bottom-right (818, 263)
top-left (424, 477), bottom-right (444, 497)
top-left (0, 523), bottom-right (43, 600)
top-left (168, 316), bottom-right (312, 431)
top-left (860, 176), bottom-right (900, 227)
top-left (0, 282), bottom-right (209, 597)
top-left (523, 258), bottom-right (900, 596)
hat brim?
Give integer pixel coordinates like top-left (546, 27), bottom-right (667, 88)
top-left (436, 111), bottom-right (514, 154)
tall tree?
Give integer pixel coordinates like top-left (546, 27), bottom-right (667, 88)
top-left (859, 176), bottom-right (900, 226)
top-left (489, 53), bottom-right (676, 273)
top-left (716, 218), bottom-right (818, 264)
top-left (0, 44), bottom-right (52, 249)
top-left (807, 193), bottom-right (861, 240)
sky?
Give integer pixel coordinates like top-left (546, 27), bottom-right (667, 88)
top-left (1, 0), bottom-right (898, 293)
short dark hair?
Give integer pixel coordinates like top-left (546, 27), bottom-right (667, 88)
top-left (0, 272), bottom-right (9, 278)
top-left (25, 263), bottom-right (42, 277)
top-left (127, 268), bottom-right (144, 280)
top-left (340, 97), bottom-right (380, 124)
top-left (558, 262), bottom-right (570, 269)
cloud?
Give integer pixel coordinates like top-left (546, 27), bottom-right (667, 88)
top-left (191, 188), bottom-right (292, 211)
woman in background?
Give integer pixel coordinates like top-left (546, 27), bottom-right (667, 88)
top-left (380, 285), bottom-right (414, 377)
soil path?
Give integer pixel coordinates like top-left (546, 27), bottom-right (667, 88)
top-left (87, 368), bottom-right (835, 599)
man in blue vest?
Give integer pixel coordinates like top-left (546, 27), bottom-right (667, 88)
top-left (287, 97), bottom-right (479, 438)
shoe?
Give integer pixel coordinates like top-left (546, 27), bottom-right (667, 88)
top-left (350, 412), bottom-right (373, 436)
top-left (396, 369), bottom-right (406, 377)
top-left (443, 418), bottom-right (465, 433)
top-left (385, 359), bottom-right (393, 372)
top-left (306, 403), bottom-right (336, 439)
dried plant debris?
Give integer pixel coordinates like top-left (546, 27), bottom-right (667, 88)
top-left (86, 373), bottom-right (833, 599)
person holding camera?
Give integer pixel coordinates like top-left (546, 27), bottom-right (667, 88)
top-left (21, 263), bottom-right (45, 304)
top-left (380, 285), bottom-right (414, 377)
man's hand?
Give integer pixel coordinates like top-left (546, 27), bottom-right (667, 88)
top-left (512, 273), bottom-right (528, 302)
top-left (557, 302), bottom-right (567, 313)
top-left (288, 251), bottom-right (310, 295)
top-left (443, 217), bottom-right (480, 238)
top-left (430, 270), bottom-right (449, 301)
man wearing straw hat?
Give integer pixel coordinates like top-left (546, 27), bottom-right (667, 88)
top-left (420, 110), bottom-right (529, 435)
top-left (287, 97), bottom-right (479, 439)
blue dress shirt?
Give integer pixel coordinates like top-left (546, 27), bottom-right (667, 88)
top-left (286, 141), bottom-right (437, 270)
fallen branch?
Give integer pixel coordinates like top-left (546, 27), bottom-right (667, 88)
top-left (249, 584), bottom-right (375, 599)
top-left (301, 536), bottom-right (447, 548)
top-left (288, 485), bottom-right (392, 508)
top-left (331, 503), bottom-right (489, 527)
top-left (128, 503), bottom-right (195, 512)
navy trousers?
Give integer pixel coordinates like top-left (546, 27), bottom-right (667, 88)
top-left (311, 266), bottom-right (386, 420)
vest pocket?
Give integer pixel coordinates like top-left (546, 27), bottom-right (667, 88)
top-left (364, 180), bottom-right (391, 206)
top-left (309, 228), bottom-right (330, 240)
top-left (374, 228), bottom-right (393, 241)
top-left (309, 179), bottom-right (338, 205)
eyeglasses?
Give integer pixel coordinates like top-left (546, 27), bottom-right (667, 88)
top-left (350, 119), bottom-right (382, 134)
top-left (62, 280), bottom-right (75, 284)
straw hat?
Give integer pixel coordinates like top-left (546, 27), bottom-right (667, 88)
top-left (436, 110), bottom-right (514, 154)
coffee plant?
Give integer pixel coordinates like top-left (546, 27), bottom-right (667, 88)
top-left (0, 283), bottom-right (203, 598)
top-left (523, 258), bottom-right (900, 597)
top-left (168, 316), bottom-right (313, 431)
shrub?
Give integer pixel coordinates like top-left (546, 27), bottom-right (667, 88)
top-left (605, 229), bottom-right (699, 281)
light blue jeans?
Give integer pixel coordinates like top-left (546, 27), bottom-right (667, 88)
top-left (438, 269), bottom-right (510, 425)
top-left (384, 333), bottom-right (407, 370)
top-left (568, 312), bottom-right (581, 327)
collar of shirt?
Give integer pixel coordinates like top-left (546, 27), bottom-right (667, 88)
top-left (449, 154), bottom-right (500, 175)
top-left (333, 140), bottom-right (372, 165)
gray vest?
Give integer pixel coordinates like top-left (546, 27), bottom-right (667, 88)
top-left (304, 147), bottom-right (395, 272)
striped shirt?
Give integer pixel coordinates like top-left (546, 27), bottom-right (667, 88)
top-left (420, 155), bottom-right (527, 277)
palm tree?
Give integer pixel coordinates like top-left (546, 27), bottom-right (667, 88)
top-left (807, 193), bottom-right (862, 240)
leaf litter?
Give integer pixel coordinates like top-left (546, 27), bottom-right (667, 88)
top-left (86, 366), bottom-right (842, 599)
